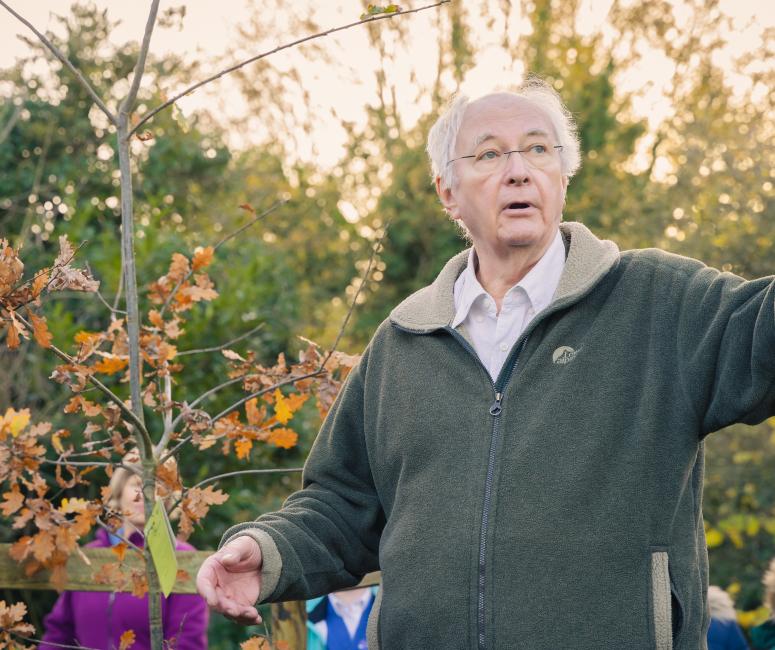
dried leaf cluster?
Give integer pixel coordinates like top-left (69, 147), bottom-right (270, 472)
top-left (2, 239), bottom-right (359, 600)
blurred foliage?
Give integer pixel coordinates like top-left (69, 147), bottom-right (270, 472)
top-left (1, 0), bottom-right (773, 643)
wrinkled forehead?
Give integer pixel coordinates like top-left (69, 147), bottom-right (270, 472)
top-left (456, 94), bottom-right (555, 153)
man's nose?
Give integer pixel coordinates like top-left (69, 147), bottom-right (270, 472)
top-left (503, 151), bottom-right (530, 185)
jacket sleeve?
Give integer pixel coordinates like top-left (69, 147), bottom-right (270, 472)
top-left (220, 350), bottom-right (385, 603)
top-left (164, 593), bottom-right (209, 650)
top-left (675, 264), bottom-right (775, 437)
top-left (39, 592), bottom-right (76, 648)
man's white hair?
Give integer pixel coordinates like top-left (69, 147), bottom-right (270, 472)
top-left (427, 77), bottom-right (582, 191)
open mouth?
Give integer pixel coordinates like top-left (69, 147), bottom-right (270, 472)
top-left (503, 202), bottom-right (533, 210)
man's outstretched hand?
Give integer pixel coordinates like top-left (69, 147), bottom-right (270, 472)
top-left (196, 535), bottom-right (264, 625)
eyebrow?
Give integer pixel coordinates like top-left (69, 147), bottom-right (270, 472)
top-left (472, 129), bottom-right (551, 148)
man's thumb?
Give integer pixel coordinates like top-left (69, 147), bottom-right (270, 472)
top-left (220, 549), bottom-right (241, 565)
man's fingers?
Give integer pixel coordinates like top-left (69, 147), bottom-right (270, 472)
top-left (195, 559), bottom-right (219, 607)
top-left (224, 605), bottom-right (263, 626)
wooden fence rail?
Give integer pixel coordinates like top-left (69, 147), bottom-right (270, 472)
top-left (0, 543), bottom-right (380, 649)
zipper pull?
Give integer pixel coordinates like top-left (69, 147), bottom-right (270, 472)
top-left (489, 392), bottom-right (503, 416)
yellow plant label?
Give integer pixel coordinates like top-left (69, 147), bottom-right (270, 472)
top-left (145, 499), bottom-right (178, 597)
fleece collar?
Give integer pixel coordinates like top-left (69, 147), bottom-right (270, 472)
top-left (389, 221), bottom-right (620, 333)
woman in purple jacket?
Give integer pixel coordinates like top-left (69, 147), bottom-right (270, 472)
top-left (40, 459), bottom-right (208, 650)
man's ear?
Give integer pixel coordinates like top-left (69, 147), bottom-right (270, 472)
top-left (435, 176), bottom-right (460, 221)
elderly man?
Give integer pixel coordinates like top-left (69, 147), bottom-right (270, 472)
top-left (197, 79), bottom-right (775, 650)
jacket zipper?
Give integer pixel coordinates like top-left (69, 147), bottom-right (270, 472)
top-left (445, 327), bottom-right (528, 650)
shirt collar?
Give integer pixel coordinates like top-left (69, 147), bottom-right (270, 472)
top-left (452, 229), bottom-right (566, 328)
top-left (328, 589), bottom-right (373, 618)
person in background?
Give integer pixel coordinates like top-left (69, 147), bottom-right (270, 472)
top-left (751, 558), bottom-right (775, 650)
top-left (707, 585), bottom-right (749, 650)
top-left (307, 586), bottom-right (378, 650)
top-left (40, 454), bottom-right (208, 650)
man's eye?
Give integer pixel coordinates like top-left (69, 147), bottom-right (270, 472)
top-left (528, 144), bottom-right (548, 154)
top-left (477, 150), bottom-right (500, 161)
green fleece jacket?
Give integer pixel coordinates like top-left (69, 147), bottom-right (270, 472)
top-left (222, 222), bottom-right (775, 650)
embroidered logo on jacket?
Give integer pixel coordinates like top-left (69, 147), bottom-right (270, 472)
top-left (552, 346), bottom-right (578, 365)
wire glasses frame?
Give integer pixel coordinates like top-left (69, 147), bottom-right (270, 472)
top-left (447, 144), bottom-right (564, 173)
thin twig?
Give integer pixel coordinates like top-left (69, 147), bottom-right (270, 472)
top-left (211, 368), bottom-right (326, 424)
top-left (11, 631), bottom-right (101, 650)
top-left (157, 435), bottom-right (191, 465)
top-left (41, 459), bottom-right (110, 468)
top-left (95, 516), bottom-right (144, 554)
top-left (214, 200), bottom-right (287, 252)
top-left (0, 0), bottom-right (116, 125)
top-left (170, 468), bottom-right (303, 511)
top-left (168, 376), bottom-right (243, 432)
top-left (42, 459), bottom-right (140, 474)
top-left (119, 0), bottom-right (161, 117)
top-left (155, 367), bottom-right (174, 454)
top-left (56, 442), bottom-right (114, 459)
top-left (112, 271), bottom-right (124, 313)
top-left (86, 262), bottom-right (127, 315)
top-left (158, 200), bottom-right (286, 320)
top-left (190, 468), bottom-right (303, 491)
top-left (176, 323), bottom-right (264, 357)
top-left (0, 101), bottom-right (22, 145)
top-left (129, 1), bottom-right (450, 137)
top-left (320, 221), bottom-right (390, 371)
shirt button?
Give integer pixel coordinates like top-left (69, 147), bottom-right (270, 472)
top-left (499, 343), bottom-right (508, 352)
top-left (475, 315), bottom-right (484, 323)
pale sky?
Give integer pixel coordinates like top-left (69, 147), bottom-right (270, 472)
top-left (1, 0), bottom-right (772, 170)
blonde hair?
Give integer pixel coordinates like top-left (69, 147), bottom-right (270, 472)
top-left (107, 450), bottom-right (180, 519)
top-left (707, 585), bottom-right (737, 621)
top-left (764, 557), bottom-right (775, 615)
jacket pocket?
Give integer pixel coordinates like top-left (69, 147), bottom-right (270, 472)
top-left (366, 586), bottom-right (382, 650)
top-left (650, 550), bottom-right (673, 650)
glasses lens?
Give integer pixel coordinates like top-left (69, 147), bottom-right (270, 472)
top-left (472, 152), bottom-right (504, 174)
top-left (522, 144), bottom-right (556, 169)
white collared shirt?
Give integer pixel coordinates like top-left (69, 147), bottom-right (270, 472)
top-left (328, 589), bottom-right (374, 638)
top-left (452, 229), bottom-right (566, 381)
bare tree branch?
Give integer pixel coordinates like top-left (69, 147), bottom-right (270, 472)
top-left (129, 0), bottom-right (451, 137)
top-left (186, 467), bottom-right (303, 492)
top-left (11, 631), bottom-right (101, 650)
top-left (86, 262), bottom-right (127, 315)
top-left (95, 516), bottom-right (144, 554)
top-left (168, 376), bottom-right (242, 433)
top-left (176, 323), bottom-right (265, 357)
top-left (211, 368), bottom-right (325, 424)
top-left (157, 435), bottom-right (191, 465)
top-left (0, 101), bottom-right (22, 146)
top-left (0, 0), bottom-right (116, 125)
top-left (114, 1), bottom-right (162, 451)
top-left (41, 459), bottom-right (111, 468)
top-left (120, 0), bottom-right (161, 115)
top-left (321, 221), bottom-right (389, 370)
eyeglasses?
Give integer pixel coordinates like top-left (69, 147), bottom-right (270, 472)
top-left (447, 144), bottom-right (563, 174)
